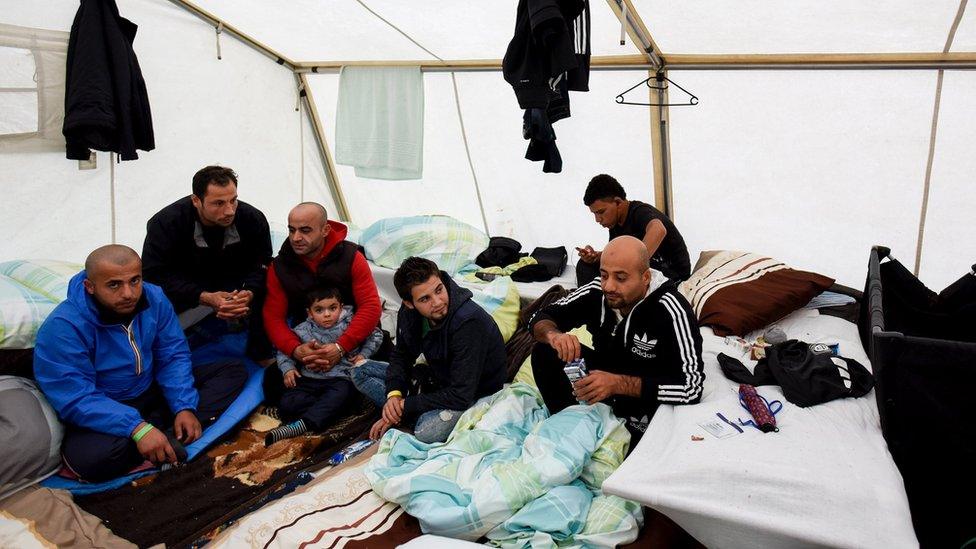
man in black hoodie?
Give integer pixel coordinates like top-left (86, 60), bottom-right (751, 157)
top-left (353, 257), bottom-right (506, 443)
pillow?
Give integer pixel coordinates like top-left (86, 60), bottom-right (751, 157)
top-left (679, 251), bottom-right (834, 337)
top-left (361, 216), bottom-right (488, 276)
top-left (0, 275), bottom-right (58, 349)
top-left (0, 259), bottom-right (81, 303)
top-left (468, 277), bottom-right (520, 343)
top-left (0, 376), bottom-right (63, 500)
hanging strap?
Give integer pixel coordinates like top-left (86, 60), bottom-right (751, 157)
top-left (215, 22), bottom-right (224, 60)
top-left (619, 2), bottom-right (628, 46)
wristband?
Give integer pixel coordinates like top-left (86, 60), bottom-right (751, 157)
top-left (335, 342), bottom-right (345, 354)
top-left (132, 423), bottom-right (154, 442)
top-left (387, 390), bottom-right (403, 399)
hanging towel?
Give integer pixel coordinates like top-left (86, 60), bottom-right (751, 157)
top-left (335, 66), bottom-right (424, 180)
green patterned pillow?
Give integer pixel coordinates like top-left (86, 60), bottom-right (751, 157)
top-left (0, 259), bottom-right (81, 303)
top-left (0, 275), bottom-right (58, 349)
top-left (468, 277), bottom-right (521, 343)
top-left (361, 216), bottom-right (488, 276)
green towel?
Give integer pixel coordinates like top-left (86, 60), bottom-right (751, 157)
top-left (335, 66), bottom-right (424, 180)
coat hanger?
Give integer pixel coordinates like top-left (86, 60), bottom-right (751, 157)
top-left (615, 72), bottom-right (699, 107)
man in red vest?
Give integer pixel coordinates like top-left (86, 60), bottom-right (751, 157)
top-left (263, 203), bottom-right (382, 402)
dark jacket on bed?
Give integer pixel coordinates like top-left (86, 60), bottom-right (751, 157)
top-left (385, 273), bottom-right (506, 418)
top-left (530, 274), bottom-right (705, 412)
top-left (142, 196), bottom-right (272, 313)
top-left (63, 0), bottom-right (154, 161)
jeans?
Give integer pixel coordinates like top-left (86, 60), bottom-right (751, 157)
top-left (351, 360), bottom-right (463, 444)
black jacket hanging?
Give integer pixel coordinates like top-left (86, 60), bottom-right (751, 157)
top-left (503, 0), bottom-right (590, 174)
top-left (718, 340), bottom-right (874, 408)
top-left (63, 0), bottom-right (154, 161)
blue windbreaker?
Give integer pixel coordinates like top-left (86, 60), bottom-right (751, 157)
top-left (33, 271), bottom-right (198, 438)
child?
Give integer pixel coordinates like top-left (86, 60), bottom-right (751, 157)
top-left (265, 287), bottom-right (384, 446)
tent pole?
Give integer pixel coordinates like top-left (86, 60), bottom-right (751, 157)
top-left (294, 52), bottom-right (976, 73)
top-left (110, 152), bottom-right (117, 244)
top-left (296, 73), bottom-right (351, 221)
top-left (653, 71), bottom-right (674, 219)
top-left (604, 0), bottom-right (664, 70)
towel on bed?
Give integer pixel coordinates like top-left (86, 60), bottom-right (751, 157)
top-left (365, 383), bottom-right (643, 547)
top-left (335, 66), bottom-right (424, 180)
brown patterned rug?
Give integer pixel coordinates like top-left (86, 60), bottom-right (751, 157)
top-left (76, 397), bottom-right (376, 548)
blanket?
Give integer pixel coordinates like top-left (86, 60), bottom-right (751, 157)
top-left (366, 383), bottom-right (643, 547)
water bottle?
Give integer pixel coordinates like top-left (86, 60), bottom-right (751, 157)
top-left (327, 439), bottom-right (375, 466)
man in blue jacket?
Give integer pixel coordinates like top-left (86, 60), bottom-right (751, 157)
top-left (33, 245), bottom-right (246, 481)
top-left (352, 257), bottom-right (506, 443)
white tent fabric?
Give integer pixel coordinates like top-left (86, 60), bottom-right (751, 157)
top-left (0, 24), bottom-right (68, 153)
top-left (635, 0), bottom-right (964, 54)
top-left (0, 0), bottom-right (973, 290)
top-left (1, 0), bottom-right (335, 263)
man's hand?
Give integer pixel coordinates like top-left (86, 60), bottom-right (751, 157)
top-left (369, 418), bottom-right (394, 441)
top-left (547, 331), bottom-right (581, 362)
top-left (575, 245), bottom-right (601, 264)
top-left (349, 354), bottom-right (367, 366)
top-left (382, 396), bottom-right (405, 426)
top-left (283, 369), bottom-right (301, 388)
top-left (320, 343), bottom-right (343, 366)
top-left (133, 424), bottom-right (177, 464)
top-left (200, 290), bottom-right (250, 320)
top-left (294, 341), bottom-right (332, 371)
top-left (573, 371), bottom-right (624, 405)
top-left (173, 410), bottom-right (202, 444)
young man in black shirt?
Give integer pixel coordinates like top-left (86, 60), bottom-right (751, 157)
top-left (142, 166), bottom-right (273, 360)
top-left (531, 236), bottom-right (704, 440)
top-left (576, 174), bottom-right (691, 286)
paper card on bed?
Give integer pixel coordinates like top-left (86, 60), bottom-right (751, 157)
top-left (699, 416), bottom-right (743, 439)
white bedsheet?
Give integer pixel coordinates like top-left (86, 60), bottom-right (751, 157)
top-left (602, 309), bottom-right (918, 549)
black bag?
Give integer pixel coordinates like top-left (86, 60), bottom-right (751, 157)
top-left (718, 340), bottom-right (874, 407)
top-left (530, 246), bottom-right (568, 277)
top-left (476, 237), bottom-right (524, 268)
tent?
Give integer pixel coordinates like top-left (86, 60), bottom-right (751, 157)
top-left (3, 0), bottom-right (975, 290)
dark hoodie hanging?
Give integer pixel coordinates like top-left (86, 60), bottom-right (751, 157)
top-left (63, 0), bottom-right (155, 161)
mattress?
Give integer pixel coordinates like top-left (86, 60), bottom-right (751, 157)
top-left (601, 308), bottom-right (918, 549)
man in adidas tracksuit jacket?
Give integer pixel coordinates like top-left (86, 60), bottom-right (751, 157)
top-left (530, 236), bottom-right (704, 439)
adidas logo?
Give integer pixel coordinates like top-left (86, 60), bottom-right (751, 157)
top-left (632, 333), bottom-right (658, 351)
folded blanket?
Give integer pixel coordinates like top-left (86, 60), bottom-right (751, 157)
top-left (365, 383), bottom-right (643, 547)
top-left (335, 66), bottom-right (424, 180)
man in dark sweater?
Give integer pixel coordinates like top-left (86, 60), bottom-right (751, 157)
top-left (576, 174), bottom-right (691, 286)
top-left (142, 165), bottom-right (272, 359)
top-left (532, 236), bottom-right (704, 440)
top-left (353, 257), bottom-right (506, 443)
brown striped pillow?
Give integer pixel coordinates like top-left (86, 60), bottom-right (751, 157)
top-left (679, 251), bottom-right (834, 336)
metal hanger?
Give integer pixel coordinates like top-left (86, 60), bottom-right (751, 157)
top-left (615, 72), bottom-right (699, 107)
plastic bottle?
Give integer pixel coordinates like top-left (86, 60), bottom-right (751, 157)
top-left (327, 439), bottom-right (375, 466)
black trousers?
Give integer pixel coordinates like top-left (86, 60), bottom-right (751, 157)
top-left (61, 360), bottom-right (248, 482)
top-left (530, 343), bottom-right (652, 444)
top-left (278, 376), bottom-right (355, 431)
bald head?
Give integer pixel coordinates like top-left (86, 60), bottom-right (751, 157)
top-left (85, 245), bottom-right (141, 277)
top-left (291, 202), bottom-right (328, 224)
top-left (83, 245), bottom-right (143, 315)
top-left (287, 202), bottom-right (331, 258)
top-left (602, 236), bottom-right (650, 274)
top-left (600, 236), bottom-right (651, 313)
